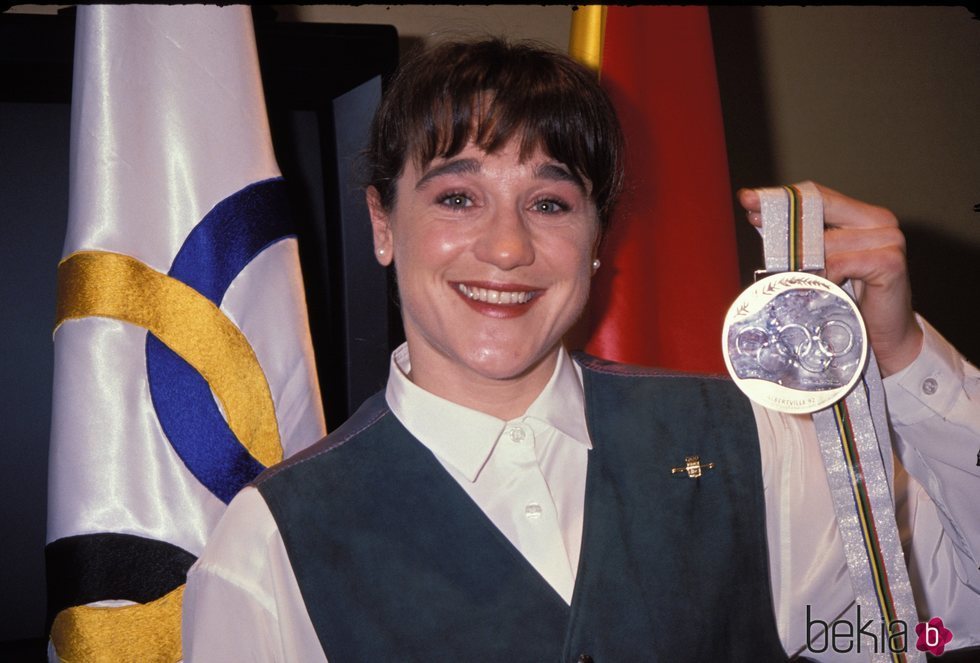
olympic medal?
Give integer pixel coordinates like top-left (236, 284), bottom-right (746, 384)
top-left (721, 273), bottom-right (868, 414)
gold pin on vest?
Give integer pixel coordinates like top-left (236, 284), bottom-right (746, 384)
top-left (671, 455), bottom-right (715, 479)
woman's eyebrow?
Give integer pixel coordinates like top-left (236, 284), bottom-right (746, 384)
top-left (415, 158), bottom-right (480, 190)
top-left (536, 163), bottom-right (585, 192)
top-left (413, 158), bottom-right (585, 193)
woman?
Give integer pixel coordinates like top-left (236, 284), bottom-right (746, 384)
top-left (183, 39), bottom-right (979, 661)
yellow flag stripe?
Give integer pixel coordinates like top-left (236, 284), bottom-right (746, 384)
top-left (55, 250), bottom-right (282, 467)
top-left (50, 585), bottom-right (184, 663)
top-left (568, 5), bottom-right (607, 75)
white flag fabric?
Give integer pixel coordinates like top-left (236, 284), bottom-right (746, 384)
top-left (46, 5), bottom-right (326, 661)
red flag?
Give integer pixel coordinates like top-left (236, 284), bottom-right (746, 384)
top-left (573, 6), bottom-right (740, 374)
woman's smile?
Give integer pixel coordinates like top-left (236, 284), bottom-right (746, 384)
top-left (452, 281), bottom-right (542, 317)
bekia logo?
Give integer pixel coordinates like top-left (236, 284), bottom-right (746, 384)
top-left (806, 605), bottom-right (954, 656)
top-left (915, 617), bottom-right (953, 657)
top-left (806, 604), bottom-right (907, 654)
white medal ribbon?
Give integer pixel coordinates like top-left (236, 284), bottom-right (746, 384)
top-left (738, 183), bottom-right (922, 662)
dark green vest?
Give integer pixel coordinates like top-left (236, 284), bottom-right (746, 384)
top-left (255, 354), bottom-right (789, 662)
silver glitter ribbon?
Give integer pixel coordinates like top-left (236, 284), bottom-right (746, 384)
top-left (761, 181), bottom-right (825, 273)
top-left (758, 183), bottom-right (923, 663)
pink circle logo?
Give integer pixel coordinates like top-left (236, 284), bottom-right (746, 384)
top-left (915, 617), bottom-right (953, 656)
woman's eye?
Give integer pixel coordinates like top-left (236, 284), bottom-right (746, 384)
top-left (439, 193), bottom-right (472, 209)
top-left (533, 199), bottom-right (566, 214)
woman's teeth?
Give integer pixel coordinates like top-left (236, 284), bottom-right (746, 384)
top-left (457, 284), bottom-right (531, 305)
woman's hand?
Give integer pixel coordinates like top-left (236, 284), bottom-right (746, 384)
top-left (737, 183), bottom-right (923, 377)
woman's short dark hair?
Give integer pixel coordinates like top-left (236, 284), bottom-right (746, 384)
top-left (366, 38), bottom-right (625, 232)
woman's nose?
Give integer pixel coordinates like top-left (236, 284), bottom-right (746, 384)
top-left (473, 206), bottom-right (535, 270)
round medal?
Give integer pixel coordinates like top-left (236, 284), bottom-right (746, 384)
top-left (721, 273), bottom-right (868, 414)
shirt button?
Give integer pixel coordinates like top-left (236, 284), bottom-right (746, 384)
top-left (921, 377), bottom-right (938, 395)
top-left (524, 503), bottom-right (542, 520)
top-left (508, 427), bottom-right (526, 443)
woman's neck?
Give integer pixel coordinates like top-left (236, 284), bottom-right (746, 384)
top-left (404, 343), bottom-right (561, 421)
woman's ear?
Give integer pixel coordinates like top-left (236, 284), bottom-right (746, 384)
top-left (366, 186), bottom-right (394, 266)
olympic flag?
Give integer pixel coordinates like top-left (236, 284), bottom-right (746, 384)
top-left (46, 6), bottom-right (326, 660)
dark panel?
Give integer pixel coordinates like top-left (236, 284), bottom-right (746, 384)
top-left (331, 77), bottom-right (399, 415)
top-left (254, 10), bottom-right (402, 424)
top-left (0, 11), bottom-right (75, 103)
top-left (708, 6), bottom-right (773, 288)
top-left (0, 100), bottom-right (68, 646)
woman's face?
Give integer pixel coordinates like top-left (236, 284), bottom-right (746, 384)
top-left (368, 138), bottom-right (599, 400)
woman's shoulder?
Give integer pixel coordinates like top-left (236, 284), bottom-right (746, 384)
top-left (253, 390), bottom-right (393, 487)
top-left (571, 350), bottom-right (733, 383)
top-left (570, 350), bottom-right (751, 421)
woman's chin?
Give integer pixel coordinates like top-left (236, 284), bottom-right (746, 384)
top-left (460, 344), bottom-right (559, 383)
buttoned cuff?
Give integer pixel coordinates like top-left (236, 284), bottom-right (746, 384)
top-left (883, 315), bottom-right (967, 426)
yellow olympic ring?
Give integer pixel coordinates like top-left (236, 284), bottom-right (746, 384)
top-left (55, 250), bottom-right (282, 468)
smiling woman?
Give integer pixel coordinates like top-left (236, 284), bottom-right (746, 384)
top-left (367, 140), bottom-right (600, 418)
top-left (360, 38), bottom-right (624, 417)
top-left (182, 37), bottom-right (980, 663)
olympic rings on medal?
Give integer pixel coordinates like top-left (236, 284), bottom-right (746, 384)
top-left (734, 318), bottom-right (856, 376)
top-left (722, 274), bottom-right (869, 412)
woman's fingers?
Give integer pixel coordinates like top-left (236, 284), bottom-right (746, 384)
top-left (737, 183), bottom-right (899, 231)
top-left (817, 183), bottom-right (899, 230)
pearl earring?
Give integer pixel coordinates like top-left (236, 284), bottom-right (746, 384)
top-left (378, 248), bottom-right (385, 256)
top-left (592, 258), bottom-right (601, 271)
